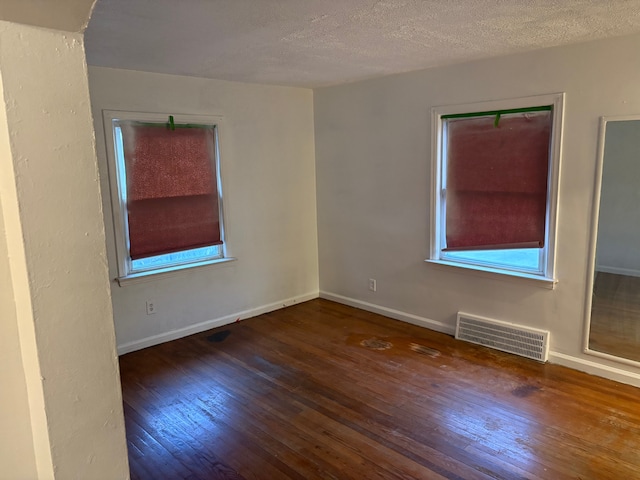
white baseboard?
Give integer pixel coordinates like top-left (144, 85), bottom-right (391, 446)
top-left (321, 291), bottom-right (640, 388)
top-left (319, 291), bottom-right (456, 336)
top-left (548, 351), bottom-right (640, 388)
top-left (596, 265), bottom-right (640, 278)
top-left (118, 288), bottom-right (640, 388)
top-left (117, 291), bottom-right (319, 355)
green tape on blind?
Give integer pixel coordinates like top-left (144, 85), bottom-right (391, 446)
top-left (119, 120), bottom-right (216, 130)
top-left (441, 105), bottom-right (552, 120)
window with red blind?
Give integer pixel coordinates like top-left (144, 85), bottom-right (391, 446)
top-left (104, 111), bottom-right (228, 281)
top-left (120, 122), bottom-right (222, 260)
top-left (443, 108), bottom-right (552, 251)
top-left (430, 95), bottom-right (563, 281)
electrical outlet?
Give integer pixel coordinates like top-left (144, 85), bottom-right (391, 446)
top-left (146, 301), bottom-right (156, 315)
top-left (368, 278), bottom-right (377, 292)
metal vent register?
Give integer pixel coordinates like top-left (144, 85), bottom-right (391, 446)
top-left (456, 312), bottom-right (549, 362)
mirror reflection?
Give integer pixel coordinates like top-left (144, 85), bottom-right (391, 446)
top-left (588, 118), bottom-right (640, 363)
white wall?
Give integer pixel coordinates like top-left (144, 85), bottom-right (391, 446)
top-left (596, 120), bottom-right (640, 276)
top-left (0, 197), bottom-right (37, 479)
top-left (88, 67), bottom-right (319, 352)
top-left (0, 21), bottom-right (128, 479)
top-left (314, 33), bottom-right (640, 385)
top-left (0, 0), bottom-right (95, 32)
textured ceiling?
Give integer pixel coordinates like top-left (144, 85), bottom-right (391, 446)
top-left (85, 0), bottom-right (640, 88)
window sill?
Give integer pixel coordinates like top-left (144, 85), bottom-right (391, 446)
top-left (116, 257), bottom-right (237, 286)
top-left (424, 259), bottom-right (557, 290)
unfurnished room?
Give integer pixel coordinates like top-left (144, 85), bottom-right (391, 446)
top-left (3, 1), bottom-right (640, 479)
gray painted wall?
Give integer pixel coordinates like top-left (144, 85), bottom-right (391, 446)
top-left (314, 33), bottom-right (640, 384)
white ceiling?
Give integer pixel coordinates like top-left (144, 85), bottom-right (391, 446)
top-left (85, 0), bottom-right (640, 88)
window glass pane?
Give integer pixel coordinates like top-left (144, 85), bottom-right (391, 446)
top-left (131, 245), bottom-right (222, 272)
top-left (443, 248), bottom-right (541, 273)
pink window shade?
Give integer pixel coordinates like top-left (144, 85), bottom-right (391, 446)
top-left (444, 110), bottom-right (552, 251)
top-left (120, 123), bottom-right (222, 260)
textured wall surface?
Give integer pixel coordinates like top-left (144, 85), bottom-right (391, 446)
top-left (315, 33), bottom-right (640, 386)
top-left (0, 191), bottom-right (38, 479)
top-left (0, 0), bottom-right (96, 32)
top-left (0, 21), bottom-right (129, 478)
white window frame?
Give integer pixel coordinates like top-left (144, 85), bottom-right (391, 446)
top-left (427, 93), bottom-right (564, 287)
top-left (103, 110), bottom-right (234, 285)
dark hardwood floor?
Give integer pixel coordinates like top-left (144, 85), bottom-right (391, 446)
top-left (120, 299), bottom-right (640, 479)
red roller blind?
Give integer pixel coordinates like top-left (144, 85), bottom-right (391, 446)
top-left (444, 109), bottom-right (552, 251)
top-left (120, 122), bottom-right (222, 260)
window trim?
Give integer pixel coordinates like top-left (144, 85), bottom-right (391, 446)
top-left (103, 110), bottom-right (232, 284)
top-left (428, 93), bottom-right (565, 284)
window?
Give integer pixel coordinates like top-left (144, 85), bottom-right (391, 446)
top-left (103, 111), bottom-right (231, 283)
top-left (429, 94), bottom-right (564, 284)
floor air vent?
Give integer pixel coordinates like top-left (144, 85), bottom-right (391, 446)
top-left (456, 312), bottom-right (549, 362)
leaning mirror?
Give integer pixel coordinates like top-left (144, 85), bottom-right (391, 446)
top-left (585, 115), bottom-right (640, 365)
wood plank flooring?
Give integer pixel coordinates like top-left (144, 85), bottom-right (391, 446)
top-left (120, 299), bottom-right (640, 479)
